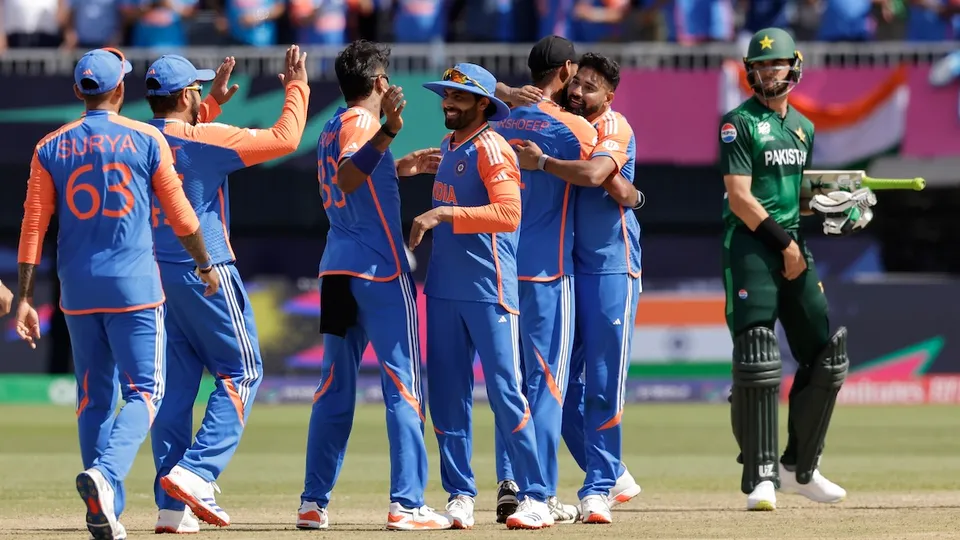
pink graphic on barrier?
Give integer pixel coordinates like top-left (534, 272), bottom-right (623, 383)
top-left (902, 66), bottom-right (960, 157)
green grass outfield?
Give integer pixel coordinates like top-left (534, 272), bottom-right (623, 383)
top-left (2, 403), bottom-right (960, 539)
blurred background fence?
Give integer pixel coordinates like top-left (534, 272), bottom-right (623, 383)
top-left (2, 41), bottom-right (960, 406)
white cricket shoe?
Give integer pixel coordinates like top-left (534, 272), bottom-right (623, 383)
top-left (76, 468), bottom-right (126, 540)
top-left (747, 480), bottom-right (777, 511)
top-left (296, 501), bottom-right (329, 529)
top-left (386, 502), bottom-right (453, 530)
top-left (445, 495), bottom-right (475, 529)
top-left (580, 494), bottom-right (612, 524)
top-left (547, 496), bottom-right (580, 524)
top-left (155, 508), bottom-right (201, 534)
top-left (608, 468), bottom-right (642, 508)
top-left (505, 496), bottom-right (553, 529)
top-left (159, 465), bottom-right (230, 527)
top-left (779, 468), bottom-right (847, 504)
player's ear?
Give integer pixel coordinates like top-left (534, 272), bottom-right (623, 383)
top-left (74, 84), bottom-right (84, 101)
top-left (605, 90), bottom-right (615, 107)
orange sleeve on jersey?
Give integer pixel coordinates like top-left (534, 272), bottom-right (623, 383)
top-left (337, 110), bottom-right (380, 162)
top-left (17, 150), bottom-right (56, 266)
top-left (197, 80), bottom-right (310, 167)
top-left (151, 138), bottom-right (200, 237)
top-left (537, 102), bottom-right (597, 159)
top-left (198, 95), bottom-right (223, 124)
top-left (590, 113), bottom-right (632, 173)
top-left (452, 133), bottom-right (521, 234)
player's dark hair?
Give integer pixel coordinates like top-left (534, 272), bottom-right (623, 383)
top-left (335, 40), bottom-right (392, 102)
top-left (578, 53), bottom-right (620, 91)
top-left (145, 78), bottom-right (183, 116)
top-left (531, 67), bottom-right (559, 87)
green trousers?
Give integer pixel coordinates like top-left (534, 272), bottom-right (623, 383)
top-left (722, 227), bottom-right (831, 366)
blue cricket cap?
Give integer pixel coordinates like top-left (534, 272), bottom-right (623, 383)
top-left (423, 63), bottom-right (511, 121)
top-left (74, 48), bottom-right (133, 96)
top-left (145, 55), bottom-right (216, 97)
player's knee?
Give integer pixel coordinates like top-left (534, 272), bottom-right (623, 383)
top-left (732, 326), bottom-right (782, 388)
top-left (810, 326), bottom-right (849, 389)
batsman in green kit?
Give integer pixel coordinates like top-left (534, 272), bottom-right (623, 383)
top-left (719, 28), bottom-right (868, 511)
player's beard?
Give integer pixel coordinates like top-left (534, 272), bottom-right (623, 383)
top-left (444, 106), bottom-right (477, 130)
top-left (189, 94), bottom-right (201, 125)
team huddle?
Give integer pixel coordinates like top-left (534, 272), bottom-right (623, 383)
top-left (7, 25), bottom-right (863, 540)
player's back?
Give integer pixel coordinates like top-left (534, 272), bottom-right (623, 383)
top-left (425, 126), bottom-right (519, 311)
top-left (574, 109), bottom-right (641, 277)
top-left (38, 111), bottom-right (168, 313)
top-left (494, 99), bottom-right (594, 280)
top-left (318, 107), bottom-right (409, 281)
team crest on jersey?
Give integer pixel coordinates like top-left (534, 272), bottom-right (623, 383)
top-left (758, 122), bottom-right (770, 135)
top-left (720, 123), bottom-right (737, 143)
top-left (455, 160), bottom-right (467, 175)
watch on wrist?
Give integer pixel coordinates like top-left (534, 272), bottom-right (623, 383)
top-left (537, 154), bottom-right (548, 171)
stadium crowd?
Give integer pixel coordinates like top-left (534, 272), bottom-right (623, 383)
top-left (0, 0), bottom-right (957, 55)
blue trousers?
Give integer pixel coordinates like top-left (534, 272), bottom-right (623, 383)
top-left (493, 277), bottom-right (575, 496)
top-left (302, 273), bottom-right (428, 509)
top-left (560, 273), bottom-right (640, 498)
top-left (427, 296), bottom-right (547, 503)
top-left (152, 263), bottom-right (263, 511)
top-left (68, 305), bottom-right (166, 518)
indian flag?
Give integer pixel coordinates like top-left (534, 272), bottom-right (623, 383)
top-left (720, 61), bottom-right (910, 168)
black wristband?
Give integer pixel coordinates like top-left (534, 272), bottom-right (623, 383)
top-left (198, 266), bottom-right (213, 275)
top-left (380, 125), bottom-right (397, 139)
top-left (753, 217), bottom-right (792, 252)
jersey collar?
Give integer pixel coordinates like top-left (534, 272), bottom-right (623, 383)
top-left (449, 122), bottom-right (489, 152)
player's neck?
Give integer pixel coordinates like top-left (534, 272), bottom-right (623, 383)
top-left (538, 79), bottom-right (566, 104)
top-left (347, 97), bottom-right (380, 119)
top-left (452, 119), bottom-right (486, 144)
top-left (758, 95), bottom-right (789, 117)
top-left (154, 110), bottom-right (193, 123)
top-left (585, 105), bottom-right (610, 124)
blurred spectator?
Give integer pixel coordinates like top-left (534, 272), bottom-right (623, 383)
top-left (738, 0), bottom-right (790, 39)
top-left (290, 0), bottom-right (347, 44)
top-left (571, 0), bottom-right (631, 42)
top-left (391, 0), bottom-right (446, 43)
top-left (0, 0), bottom-right (61, 52)
top-left (61, 0), bottom-right (123, 49)
top-left (122, 0), bottom-right (199, 49)
top-left (215, 0), bottom-right (284, 46)
top-left (457, 0), bottom-right (518, 42)
top-left (673, 0), bottom-right (735, 44)
top-left (906, 0), bottom-right (960, 41)
top-left (815, 0), bottom-right (893, 41)
top-left (538, 0), bottom-right (575, 39)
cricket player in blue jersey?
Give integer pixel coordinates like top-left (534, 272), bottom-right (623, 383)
top-left (145, 46), bottom-right (311, 532)
top-left (492, 35), bottom-right (595, 526)
top-left (15, 48), bottom-right (218, 540)
top-left (514, 52), bottom-right (643, 524)
top-left (298, 39), bottom-right (451, 531)
top-left (409, 62), bottom-right (552, 531)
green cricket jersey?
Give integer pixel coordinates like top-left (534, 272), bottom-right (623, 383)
top-left (720, 97), bottom-right (815, 230)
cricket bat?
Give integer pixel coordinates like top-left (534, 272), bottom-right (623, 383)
top-left (801, 170), bottom-right (926, 197)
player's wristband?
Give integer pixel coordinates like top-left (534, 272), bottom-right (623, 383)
top-left (633, 189), bottom-right (645, 210)
top-left (351, 140), bottom-right (386, 176)
top-left (753, 217), bottom-right (793, 252)
top-left (197, 262), bottom-right (213, 274)
top-left (380, 125), bottom-right (397, 139)
top-left (537, 154), bottom-right (549, 171)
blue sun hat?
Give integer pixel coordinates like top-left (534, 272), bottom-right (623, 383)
top-left (422, 63), bottom-right (511, 121)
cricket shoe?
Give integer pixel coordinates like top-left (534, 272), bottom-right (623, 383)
top-left (547, 496), bottom-right (580, 524)
top-left (76, 468), bottom-right (127, 540)
top-left (747, 480), bottom-right (777, 511)
top-left (155, 508), bottom-right (201, 534)
top-left (386, 502), bottom-right (453, 530)
top-left (159, 465), bottom-right (230, 527)
top-left (608, 468), bottom-right (642, 508)
top-left (779, 468), bottom-right (846, 504)
top-left (495, 480), bottom-right (518, 524)
top-left (580, 495), bottom-right (612, 524)
top-left (445, 495), bottom-right (475, 529)
top-left (296, 501), bottom-right (328, 529)
top-left (505, 497), bottom-right (554, 529)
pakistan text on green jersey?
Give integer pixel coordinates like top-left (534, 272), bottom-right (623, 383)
top-left (719, 97), bottom-right (815, 231)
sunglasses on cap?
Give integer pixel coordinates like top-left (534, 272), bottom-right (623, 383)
top-left (442, 68), bottom-right (490, 95)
